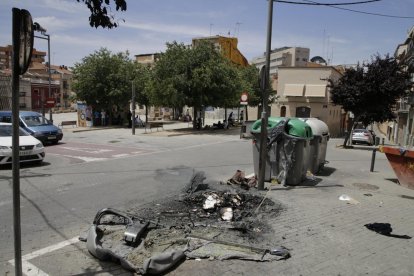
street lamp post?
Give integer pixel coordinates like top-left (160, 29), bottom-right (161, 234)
top-left (132, 81), bottom-right (136, 135)
top-left (33, 22), bottom-right (52, 122)
top-left (257, 0), bottom-right (274, 190)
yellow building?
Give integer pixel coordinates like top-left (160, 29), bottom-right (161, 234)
top-left (192, 35), bottom-right (248, 67)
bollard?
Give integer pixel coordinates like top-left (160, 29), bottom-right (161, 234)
top-left (381, 138), bottom-right (385, 145)
top-left (240, 124), bottom-right (246, 139)
top-left (370, 148), bottom-right (377, 172)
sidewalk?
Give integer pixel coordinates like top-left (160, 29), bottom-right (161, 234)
top-left (166, 140), bottom-right (414, 275)
top-left (53, 112), bottom-right (241, 136)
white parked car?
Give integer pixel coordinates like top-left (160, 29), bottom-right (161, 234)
top-left (0, 123), bottom-right (45, 165)
top-left (351, 129), bottom-right (374, 146)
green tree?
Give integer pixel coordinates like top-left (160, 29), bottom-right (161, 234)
top-left (76, 0), bottom-right (127, 29)
top-left (132, 63), bottom-right (153, 123)
top-left (238, 65), bottom-right (261, 120)
top-left (151, 41), bottom-right (243, 127)
top-left (330, 54), bottom-right (412, 145)
top-left (72, 48), bottom-right (132, 121)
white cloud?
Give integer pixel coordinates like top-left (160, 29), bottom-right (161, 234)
top-left (122, 21), bottom-right (209, 37)
top-left (38, 0), bottom-right (84, 13)
top-left (33, 16), bottom-right (82, 33)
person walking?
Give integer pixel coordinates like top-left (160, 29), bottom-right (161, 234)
top-left (101, 109), bottom-right (106, 126)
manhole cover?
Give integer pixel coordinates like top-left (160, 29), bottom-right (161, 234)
top-left (352, 183), bottom-right (379, 190)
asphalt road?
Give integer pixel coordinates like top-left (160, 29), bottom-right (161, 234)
top-left (2, 120), bottom-right (411, 276)
top-left (0, 126), bottom-right (253, 275)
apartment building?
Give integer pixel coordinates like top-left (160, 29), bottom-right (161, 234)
top-left (0, 45), bottom-right (46, 70)
top-left (135, 53), bottom-right (161, 67)
top-left (390, 26), bottom-right (414, 146)
top-left (250, 47), bottom-right (310, 75)
top-left (192, 35), bottom-right (249, 67)
top-left (246, 64), bottom-right (343, 137)
top-left (0, 44), bottom-right (74, 112)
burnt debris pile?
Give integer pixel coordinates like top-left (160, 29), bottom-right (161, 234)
top-left (80, 171), bottom-right (287, 275)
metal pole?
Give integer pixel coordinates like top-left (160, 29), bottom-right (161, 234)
top-left (47, 34), bottom-right (52, 123)
top-left (370, 148), bottom-right (376, 172)
top-left (11, 8), bottom-right (22, 275)
top-left (132, 81), bottom-right (135, 135)
top-left (258, 0), bottom-right (274, 190)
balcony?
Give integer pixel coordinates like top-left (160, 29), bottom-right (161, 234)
top-left (397, 95), bottom-right (414, 113)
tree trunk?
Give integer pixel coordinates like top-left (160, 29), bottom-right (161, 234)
top-left (193, 107), bottom-right (197, 129)
top-left (343, 116), bottom-right (357, 147)
top-left (145, 104), bottom-right (149, 124)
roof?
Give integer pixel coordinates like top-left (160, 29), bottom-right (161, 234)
top-left (278, 65), bottom-right (342, 75)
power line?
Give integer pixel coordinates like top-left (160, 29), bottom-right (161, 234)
top-left (276, 0), bottom-right (381, 6)
top-left (275, 0), bottom-right (414, 19)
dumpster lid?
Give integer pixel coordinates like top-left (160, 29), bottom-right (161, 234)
top-left (251, 117), bottom-right (313, 138)
top-left (300, 118), bottom-right (329, 136)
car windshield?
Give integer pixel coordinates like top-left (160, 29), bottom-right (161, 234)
top-left (0, 125), bottom-right (30, 137)
top-left (22, 115), bottom-right (50, 126)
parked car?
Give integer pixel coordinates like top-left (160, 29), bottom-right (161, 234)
top-left (352, 129), bottom-right (374, 145)
top-left (368, 130), bottom-right (376, 142)
top-left (0, 111), bottom-right (63, 144)
top-left (0, 123), bottom-right (45, 165)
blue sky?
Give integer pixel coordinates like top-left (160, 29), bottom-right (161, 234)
top-left (1, 0), bottom-right (413, 67)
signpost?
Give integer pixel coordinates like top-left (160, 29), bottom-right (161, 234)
top-left (240, 92), bottom-right (248, 105)
top-left (12, 8), bottom-right (33, 275)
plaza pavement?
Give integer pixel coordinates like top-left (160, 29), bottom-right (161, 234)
top-left (37, 112), bottom-right (414, 275)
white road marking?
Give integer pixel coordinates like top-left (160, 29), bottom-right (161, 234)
top-left (60, 146), bottom-right (113, 154)
top-left (8, 237), bottom-right (80, 276)
top-left (62, 155), bottom-right (108, 162)
top-left (112, 154), bottom-right (130, 158)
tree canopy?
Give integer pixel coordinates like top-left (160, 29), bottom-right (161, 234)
top-left (330, 54), bottom-right (412, 126)
top-left (76, 0), bottom-right (127, 28)
top-left (151, 41), bottom-right (243, 112)
top-left (72, 48), bottom-right (132, 112)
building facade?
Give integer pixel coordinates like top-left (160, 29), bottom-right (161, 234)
top-left (1, 43), bottom-right (74, 113)
top-left (389, 26), bottom-right (414, 146)
top-left (0, 45), bottom-right (46, 70)
top-left (250, 47), bottom-right (310, 75)
top-left (246, 65), bottom-right (343, 137)
top-left (192, 35), bottom-right (249, 67)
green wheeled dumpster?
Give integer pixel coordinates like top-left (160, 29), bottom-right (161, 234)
top-left (300, 118), bottom-right (329, 174)
top-left (251, 117), bottom-right (313, 185)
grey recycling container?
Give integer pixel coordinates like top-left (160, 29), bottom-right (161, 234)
top-left (251, 117), bottom-right (313, 185)
top-left (300, 118), bottom-right (329, 174)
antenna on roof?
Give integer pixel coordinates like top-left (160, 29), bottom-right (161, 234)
top-left (235, 22), bottom-right (242, 37)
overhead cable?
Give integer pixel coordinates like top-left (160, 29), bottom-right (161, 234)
top-left (276, 0), bottom-right (414, 19)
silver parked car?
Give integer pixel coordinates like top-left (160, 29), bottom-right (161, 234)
top-left (351, 129), bottom-right (374, 146)
top-left (0, 123), bottom-right (45, 165)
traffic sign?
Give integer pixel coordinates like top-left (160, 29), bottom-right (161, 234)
top-left (240, 92), bottom-right (248, 105)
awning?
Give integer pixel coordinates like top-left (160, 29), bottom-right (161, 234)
top-left (305, 85), bottom-right (326, 97)
top-left (284, 84), bottom-right (304, 96)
